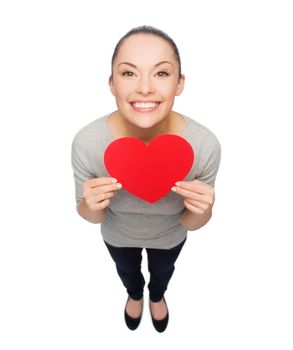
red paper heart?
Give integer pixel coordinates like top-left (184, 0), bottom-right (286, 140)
top-left (104, 134), bottom-right (194, 203)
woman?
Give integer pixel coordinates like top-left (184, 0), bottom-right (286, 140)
top-left (71, 25), bottom-right (221, 332)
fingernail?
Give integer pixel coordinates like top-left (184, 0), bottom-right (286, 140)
top-left (171, 187), bottom-right (176, 191)
top-left (117, 183), bottom-right (122, 189)
top-left (112, 178), bottom-right (117, 183)
top-left (175, 182), bottom-right (180, 186)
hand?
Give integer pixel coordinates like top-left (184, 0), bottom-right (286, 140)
top-left (171, 179), bottom-right (215, 215)
top-left (83, 177), bottom-right (123, 211)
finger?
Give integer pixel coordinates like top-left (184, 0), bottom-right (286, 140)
top-left (175, 180), bottom-right (211, 194)
top-left (184, 198), bottom-right (210, 211)
top-left (171, 186), bottom-right (206, 202)
top-left (87, 192), bottom-right (115, 210)
top-left (92, 182), bottom-right (122, 195)
top-left (84, 177), bottom-right (117, 189)
top-left (184, 200), bottom-right (205, 215)
top-left (89, 199), bottom-right (110, 211)
top-left (83, 182), bottom-right (122, 200)
top-left (92, 191), bottom-right (116, 204)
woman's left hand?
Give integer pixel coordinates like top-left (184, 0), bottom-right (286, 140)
top-left (171, 179), bottom-right (215, 215)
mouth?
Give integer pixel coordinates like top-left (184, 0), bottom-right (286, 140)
top-left (130, 101), bottom-right (161, 113)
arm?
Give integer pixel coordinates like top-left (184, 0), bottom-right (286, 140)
top-left (171, 179), bottom-right (215, 231)
top-left (180, 207), bottom-right (212, 231)
top-left (77, 199), bottom-right (106, 224)
top-left (71, 134), bottom-right (122, 225)
top-left (176, 130), bottom-right (221, 231)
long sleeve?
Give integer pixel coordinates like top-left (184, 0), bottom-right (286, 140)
top-left (71, 134), bottom-right (96, 205)
top-left (196, 131), bottom-right (221, 188)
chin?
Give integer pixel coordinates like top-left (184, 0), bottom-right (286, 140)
top-left (131, 120), bottom-right (157, 129)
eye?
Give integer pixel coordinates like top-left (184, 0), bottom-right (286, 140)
top-left (157, 71), bottom-right (170, 77)
top-left (122, 71), bottom-right (135, 77)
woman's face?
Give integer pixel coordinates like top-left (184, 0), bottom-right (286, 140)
top-left (109, 34), bottom-right (185, 129)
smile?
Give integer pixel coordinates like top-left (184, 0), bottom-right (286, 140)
top-left (130, 101), bottom-right (160, 112)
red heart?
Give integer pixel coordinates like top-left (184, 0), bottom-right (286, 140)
top-left (104, 134), bottom-right (194, 203)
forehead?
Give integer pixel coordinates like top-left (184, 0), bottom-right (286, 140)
top-left (115, 34), bottom-right (176, 64)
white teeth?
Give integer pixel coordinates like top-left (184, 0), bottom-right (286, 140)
top-left (132, 102), bottom-right (158, 109)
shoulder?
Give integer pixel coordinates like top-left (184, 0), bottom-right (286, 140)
top-left (183, 114), bottom-right (221, 154)
top-left (181, 114), bottom-right (221, 187)
top-left (72, 114), bottom-right (110, 151)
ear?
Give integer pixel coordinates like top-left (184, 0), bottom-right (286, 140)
top-left (175, 74), bottom-right (185, 96)
top-left (109, 75), bottom-right (116, 96)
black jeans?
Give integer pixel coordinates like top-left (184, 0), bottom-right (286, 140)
top-left (104, 238), bottom-right (186, 302)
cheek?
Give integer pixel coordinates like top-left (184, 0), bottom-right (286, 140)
top-left (160, 87), bottom-right (178, 101)
top-left (114, 81), bottom-right (134, 99)
top-left (156, 80), bottom-right (179, 97)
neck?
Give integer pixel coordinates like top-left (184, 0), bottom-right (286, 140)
top-left (117, 112), bottom-right (175, 144)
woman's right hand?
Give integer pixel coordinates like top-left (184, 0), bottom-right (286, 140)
top-left (82, 177), bottom-right (122, 211)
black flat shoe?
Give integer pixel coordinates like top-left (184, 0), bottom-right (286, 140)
top-left (149, 297), bottom-right (169, 333)
top-left (124, 296), bottom-right (143, 330)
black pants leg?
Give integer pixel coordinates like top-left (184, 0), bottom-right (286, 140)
top-left (104, 242), bottom-right (145, 300)
top-left (104, 238), bottom-right (186, 302)
top-left (146, 238), bottom-right (186, 302)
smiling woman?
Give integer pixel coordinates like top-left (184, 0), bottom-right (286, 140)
top-left (108, 30), bottom-right (185, 140)
top-left (71, 25), bottom-right (221, 333)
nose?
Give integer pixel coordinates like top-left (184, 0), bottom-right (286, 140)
top-left (136, 75), bottom-right (154, 95)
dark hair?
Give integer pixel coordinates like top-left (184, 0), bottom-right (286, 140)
top-left (111, 25), bottom-right (182, 80)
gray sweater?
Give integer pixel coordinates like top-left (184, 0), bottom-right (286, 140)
top-left (71, 113), bottom-right (221, 249)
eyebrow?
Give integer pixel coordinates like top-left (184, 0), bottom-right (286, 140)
top-left (118, 61), bottom-right (174, 68)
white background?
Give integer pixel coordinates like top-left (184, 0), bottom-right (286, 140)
top-left (1, 0), bottom-right (293, 349)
